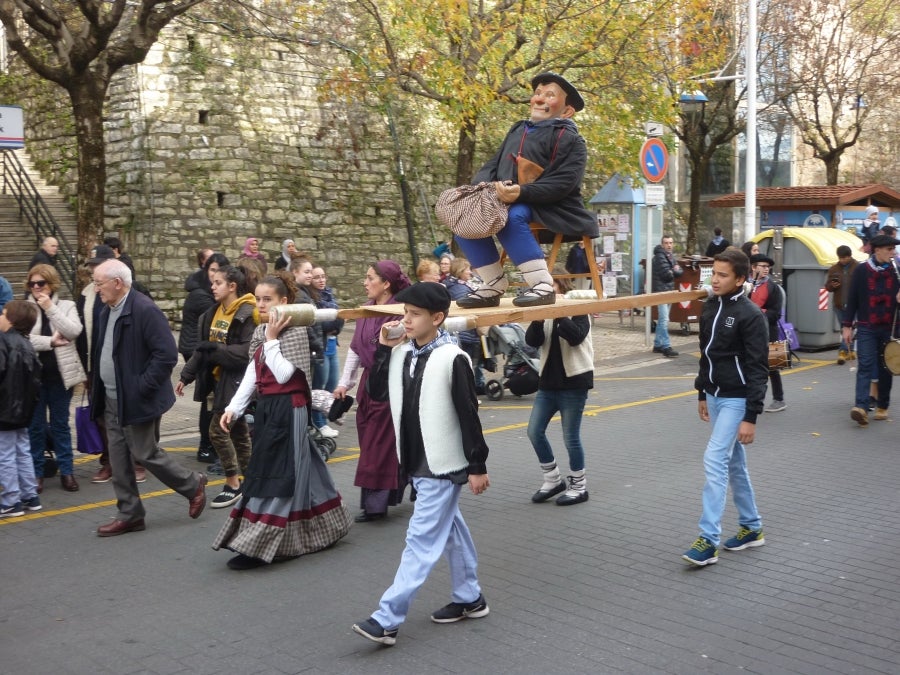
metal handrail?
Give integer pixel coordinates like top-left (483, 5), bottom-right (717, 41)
top-left (1, 149), bottom-right (76, 297)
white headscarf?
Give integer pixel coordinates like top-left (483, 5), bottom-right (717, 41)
top-left (281, 239), bottom-right (295, 266)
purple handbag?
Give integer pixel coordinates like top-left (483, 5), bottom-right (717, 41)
top-left (75, 394), bottom-right (104, 454)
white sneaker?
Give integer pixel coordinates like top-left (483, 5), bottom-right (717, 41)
top-left (317, 424), bottom-right (339, 438)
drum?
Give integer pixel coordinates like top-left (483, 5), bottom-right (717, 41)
top-left (768, 341), bottom-right (791, 370)
top-left (884, 339), bottom-right (900, 375)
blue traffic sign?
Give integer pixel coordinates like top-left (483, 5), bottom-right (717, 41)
top-left (639, 138), bottom-right (668, 183)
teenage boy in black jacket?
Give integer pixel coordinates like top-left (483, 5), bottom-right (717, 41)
top-left (683, 248), bottom-right (769, 567)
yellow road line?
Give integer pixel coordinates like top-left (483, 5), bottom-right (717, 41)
top-left (0, 477), bottom-right (231, 524)
top-left (5, 359), bottom-right (832, 525)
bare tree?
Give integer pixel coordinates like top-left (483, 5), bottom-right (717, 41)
top-left (768, 0), bottom-right (900, 185)
top-left (651, 0), bottom-right (749, 252)
top-left (0, 0), bottom-right (207, 265)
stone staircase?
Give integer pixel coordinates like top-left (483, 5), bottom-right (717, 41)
top-left (0, 149), bottom-right (78, 298)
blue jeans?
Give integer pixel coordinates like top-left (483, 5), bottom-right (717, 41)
top-left (28, 380), bottom-right (75, 477)
top-left (0, 428), bottom-right (39, 505)
top-left (654, 302), bottom-right (671, 349)
top-left (527, 388), bottom-right (588, 471)
top-left (854, 326), bottom-right (893, 409)
top-left (372, 477), bottom-right (481, 630)
top-left (697, 395), bottom-right (762, 548)
top-left (455, 203), bottom-right (544, 268)
top-left (833, 308), bottom-right (849, 352)
top-left (311, 342), bottom-right (340, 428)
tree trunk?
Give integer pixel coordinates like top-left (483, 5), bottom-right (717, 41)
top-left (686, 154), bottom-right (709, 255)
top-left (69, 77), bottom-right (109, 289)
top-left (823, 153), bottom-right (841, 185)
top-left (455, 118), bottom-right (477, 186)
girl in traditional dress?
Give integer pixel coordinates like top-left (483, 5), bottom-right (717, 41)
top-left (212, 271), bottom-right (352, 570)
top-left (334, 260), bottom-right (412, 522)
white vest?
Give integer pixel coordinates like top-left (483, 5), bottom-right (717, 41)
top-left (536, 318), bottom-right (593, 377)
top-left (388, 342), bottom-right (470, 476)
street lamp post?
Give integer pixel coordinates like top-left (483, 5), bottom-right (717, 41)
top-left (679, 91), bottom-right (709, 253)
top-left (744, 0), bottom-right (758, 243)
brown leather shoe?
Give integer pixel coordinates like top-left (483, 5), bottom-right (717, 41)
top-left (91, 465), bottom-right (112, 483)
top-left (188, 473), bottom-right (208, 519)
top-left (60, 474), bottom-right (80, 492)
top-left (134, 466), bottom-right (147, 483)
top-left (97, 518), bottom-right (146, 537)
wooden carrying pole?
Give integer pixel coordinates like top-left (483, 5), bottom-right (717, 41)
top-left (336, 289), bottom-right (708, 328)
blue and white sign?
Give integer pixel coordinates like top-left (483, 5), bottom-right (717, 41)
top-left (0, 105), bottom-right (25, 149)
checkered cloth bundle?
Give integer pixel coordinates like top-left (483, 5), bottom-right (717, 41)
top-left (435, 182), bottom-right (508, 239)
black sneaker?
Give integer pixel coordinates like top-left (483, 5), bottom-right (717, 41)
top-left (210, 483), bottom-right (242, 509)
top-left (662, 347), bottom-right (679, 358)
top-left (652, 346), bottom-right (664, 353)
top-left (0, 502), bottom-right (24, 518)
top-left (227, 553), bottom-right (268, 570)
top-left (352, 617), bottom-right (398, 646)
top-left (430, 594), bottom-right (490, 623)
top-left (196, 446), bottom-right (216, 463)
top-left (22, 496), bottom-right (42, 512)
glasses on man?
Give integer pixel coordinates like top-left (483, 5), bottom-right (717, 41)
top-left (93, 278), bottom-right (114, 288)
top-left (27, 280), bottom-right (47, 288)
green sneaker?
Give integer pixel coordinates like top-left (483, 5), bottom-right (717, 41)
top-left (682, 537), bottom-right (718, 566)
top-left (723, 526), bottom-right (765, 551)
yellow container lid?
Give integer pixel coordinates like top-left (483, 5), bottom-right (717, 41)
top-left (752, 227), bottom-right (868, 266)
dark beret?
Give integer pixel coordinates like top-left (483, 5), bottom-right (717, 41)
top-left (749, 253), bottom-right (775, 267)
top-left (395, 281), bottom-right (452, 315)
top-left (86, 244), bottom-right (116, 266)
top-left (530, 72), bottom-right (585, 112)
top-left (869, 234), bottom-right (900, 249)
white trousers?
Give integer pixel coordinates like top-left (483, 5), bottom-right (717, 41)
top-left (372, 476), bottom-right (482, 629)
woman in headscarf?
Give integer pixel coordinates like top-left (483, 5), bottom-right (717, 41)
top-left (274, 239), bottom-right (297, 271)
top-left (237, 237), bottom-right (268, 274)
top-left (334, 260), bottom-right (412, 522)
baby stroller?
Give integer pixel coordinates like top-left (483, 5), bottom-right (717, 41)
top-left (483, 323), bottom-right (540, 401)
top-left (308, 424), bottom-right (337, 462)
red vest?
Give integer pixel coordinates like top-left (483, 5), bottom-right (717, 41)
top-left (254, 346), bottom-right (309, 407)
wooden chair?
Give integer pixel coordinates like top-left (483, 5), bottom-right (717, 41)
top-left (499, 224), bottom-right (603, 298)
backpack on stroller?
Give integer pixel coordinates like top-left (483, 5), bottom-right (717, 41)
top-left (483, 323), bottom-right (540, 401)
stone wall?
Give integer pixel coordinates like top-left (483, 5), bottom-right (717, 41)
top-left (104, 26), bottom-right (455, 319)
top-left (4, 18), bottom-right (457, 322)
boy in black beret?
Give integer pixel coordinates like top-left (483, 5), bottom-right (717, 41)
top-left (352, 282), bottom-right (490, 646)
top-left (748, 253), bottom-right (787, 413)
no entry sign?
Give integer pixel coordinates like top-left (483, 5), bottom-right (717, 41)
top-left (639, 138), bottom-right (668, 183)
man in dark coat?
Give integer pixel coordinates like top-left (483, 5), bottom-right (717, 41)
top-left (89, 259), bottom-right (207, 536)
top-left (455, 72), bottom-right (598, 309)
top-left (28, 237), bottom-right (59, 269)
top-left (651, 234), bottom-right (683, 358)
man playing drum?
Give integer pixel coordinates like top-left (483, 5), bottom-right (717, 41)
top-left (841, 234), bottom-right (900, 426)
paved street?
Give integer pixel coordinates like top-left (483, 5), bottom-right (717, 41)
top-left (2, 336), bottom-right (898, 674)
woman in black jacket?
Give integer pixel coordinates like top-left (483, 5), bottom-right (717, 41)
top-left (178, 253), bottom-right (228, 462)
top-left (176, 265), bottom-right (258, 509)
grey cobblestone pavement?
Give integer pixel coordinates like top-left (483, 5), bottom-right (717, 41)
top-left (2, 316), bottom-right (898, 674)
